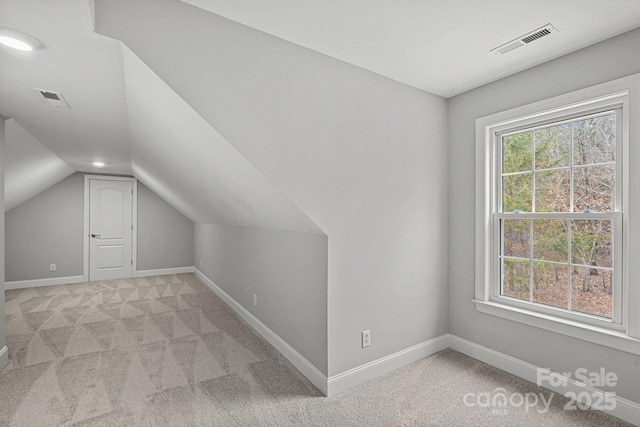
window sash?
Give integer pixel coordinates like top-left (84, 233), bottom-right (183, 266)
top-left (495, 108), bottom-right (622, 215)
top-left (491, 211), bottom-right (623, 328)
top-left (490, 106), bottom-right (623, 329)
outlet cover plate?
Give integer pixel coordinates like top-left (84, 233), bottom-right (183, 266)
top-left (362, 330), bottom-right (371, 348)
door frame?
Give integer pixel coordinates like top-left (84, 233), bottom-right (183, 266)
top-left (83, 174), bottom-right (138, 282)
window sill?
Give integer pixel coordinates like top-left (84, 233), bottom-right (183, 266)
top-left (472, 299), bottom-right (640, 356)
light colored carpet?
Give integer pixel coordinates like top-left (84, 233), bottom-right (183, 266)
top-left (0, 273), bottom-right (633, 426)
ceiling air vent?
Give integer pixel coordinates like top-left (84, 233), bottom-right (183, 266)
top-left (491, 24), bottom-right (558, 56)
top-left (33, 88), bottom-right (70, 108)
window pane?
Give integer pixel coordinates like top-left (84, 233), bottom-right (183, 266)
top-left (502, 258), bottom-right (530, 301)
top-left (570, 267), bottom-right (613, 318)
top-left (571, 220), bottom-right (612, 268)
top-left (502, 173), bottom-right (532, 212)
top-left (573, 165), bottom-right (615, 212)
top-left (572, 113), bottom-right (616, 166)
top-left (503, 219), bottom-right (530, 258)
top-left (503, 132), bottom-right (532, 174)
top-left (535, 125), bottom-right (570, 169)
top-left (535, 169), bottom-right (570, 212)
top-left (533, 261), bottom-right (568, 310)
top-left (533, 219), bottom-right (568, 263)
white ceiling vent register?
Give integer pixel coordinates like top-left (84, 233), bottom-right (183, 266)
top-left (490, 24), bottom-right (558, 55)
top-left (33, 88), bottom-right (70, 108)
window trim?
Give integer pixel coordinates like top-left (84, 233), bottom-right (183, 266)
top-left (474, 74), bottom-right (640, 355)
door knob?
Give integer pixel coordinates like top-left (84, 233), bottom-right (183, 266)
top-left (91, 234), bottom-right (101, 239)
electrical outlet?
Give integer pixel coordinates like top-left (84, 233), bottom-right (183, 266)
top-left (199, 259), bottom-right (203, 267)
top-left (362, 330), bottom-right (371, 348)
top-left (49, 264), bottom-right (56, 272)
top-left (253, 294), bottom-right (258, 306)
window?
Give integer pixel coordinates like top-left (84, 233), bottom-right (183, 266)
top-left (498, 110), bottom-right (622, 327)
top-left (475, 75), bottom-right (640, 354)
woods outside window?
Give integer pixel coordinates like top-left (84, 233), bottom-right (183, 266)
top-left (496, 109), bottom-right (622, 327)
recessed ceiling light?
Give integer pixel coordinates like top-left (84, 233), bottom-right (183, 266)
top-left (93, 161), bottom-right (106, 168)
top-left (0, 36), bottom-right (32, 51)
top-left (0, 26), bottom-right (42, 51)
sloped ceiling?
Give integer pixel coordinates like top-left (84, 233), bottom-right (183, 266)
top-left (180, 0), bottom-right (640, 97)
top-left (4, 119), bottom-right (74, 212)
top-left (121, 45), bottom-right (320, 232)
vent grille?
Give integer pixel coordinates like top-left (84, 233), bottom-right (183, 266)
top-left (33, 88), bottom-right (70, 108)
top-left (521, 28), bottom-right (551, 44)
top-left (491, 24), bottom-right (557, 55)
top-left (41, 91), bottom-right (60, 100)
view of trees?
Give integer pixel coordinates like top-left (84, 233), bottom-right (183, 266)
top-left (500, 112), bottom-right (616, 318)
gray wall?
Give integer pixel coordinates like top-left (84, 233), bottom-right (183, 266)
top-left (137, 182), bottom-right (193, 270)
top-left (97, 0), bottom-right (450, 376)
top-left (0, 117), bottom-right (6, 352)
top-left (6, 173), bottom-right (84, 281)
top-left (5, 173), bottom-right (194, 282)
top-left (194, 223), bottom-right (328, 374)
top-left (448, 28), bottom-right (640, 404)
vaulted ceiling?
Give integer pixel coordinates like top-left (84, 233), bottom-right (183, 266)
top-left (1, 0), bottom-right (639, 226)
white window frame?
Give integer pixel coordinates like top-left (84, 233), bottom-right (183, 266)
top-left (474, 74), bottom-right (640, 355)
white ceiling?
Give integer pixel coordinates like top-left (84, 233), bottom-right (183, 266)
top-left (182, 0), bottom-right (640, 97)
top-left (0, 0), bottom-right (131, 175)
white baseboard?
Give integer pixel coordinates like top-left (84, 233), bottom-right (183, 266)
top-left (449, 334), bottom-right (640, 426)
top-left (136, 266), bottom-right (195, 277)
top-left (193, 268), bottom-right (330, 395)
top-left (327, 334), bottom-right (450, 396)
top-left (193, 269), bottom-right (450, 397)
top-left (0, 346), bottom-right (7, 369)
top-left (194, 269), bottom-right (450, 397)
top-left (5, 275), bottom-right (85, 290)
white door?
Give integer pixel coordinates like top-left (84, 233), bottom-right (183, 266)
top-left (89, 179), bottom-right (133, 281)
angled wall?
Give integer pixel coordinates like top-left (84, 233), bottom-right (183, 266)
top-left (120, 45), bottom-right (320, 234)
top-left (448, 28), bottom-right (640, 404)
top-left (4, 119), bottom-right (74, 212)
top-left (96, 0), bottom-right (449, 377)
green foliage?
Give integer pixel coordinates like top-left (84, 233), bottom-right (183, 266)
top-left (500, 114), bottom-right (616, 311)
top-left (502, 132), bottom-right (532, 174)
top-left (533, 219), bottom-right (568, 263)
top-left (571, 220), bottom-right (611, 267)
top-left (502, 174), bottom-right (531, 212)
top-left (503, 258), bottom-right (529, 293)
